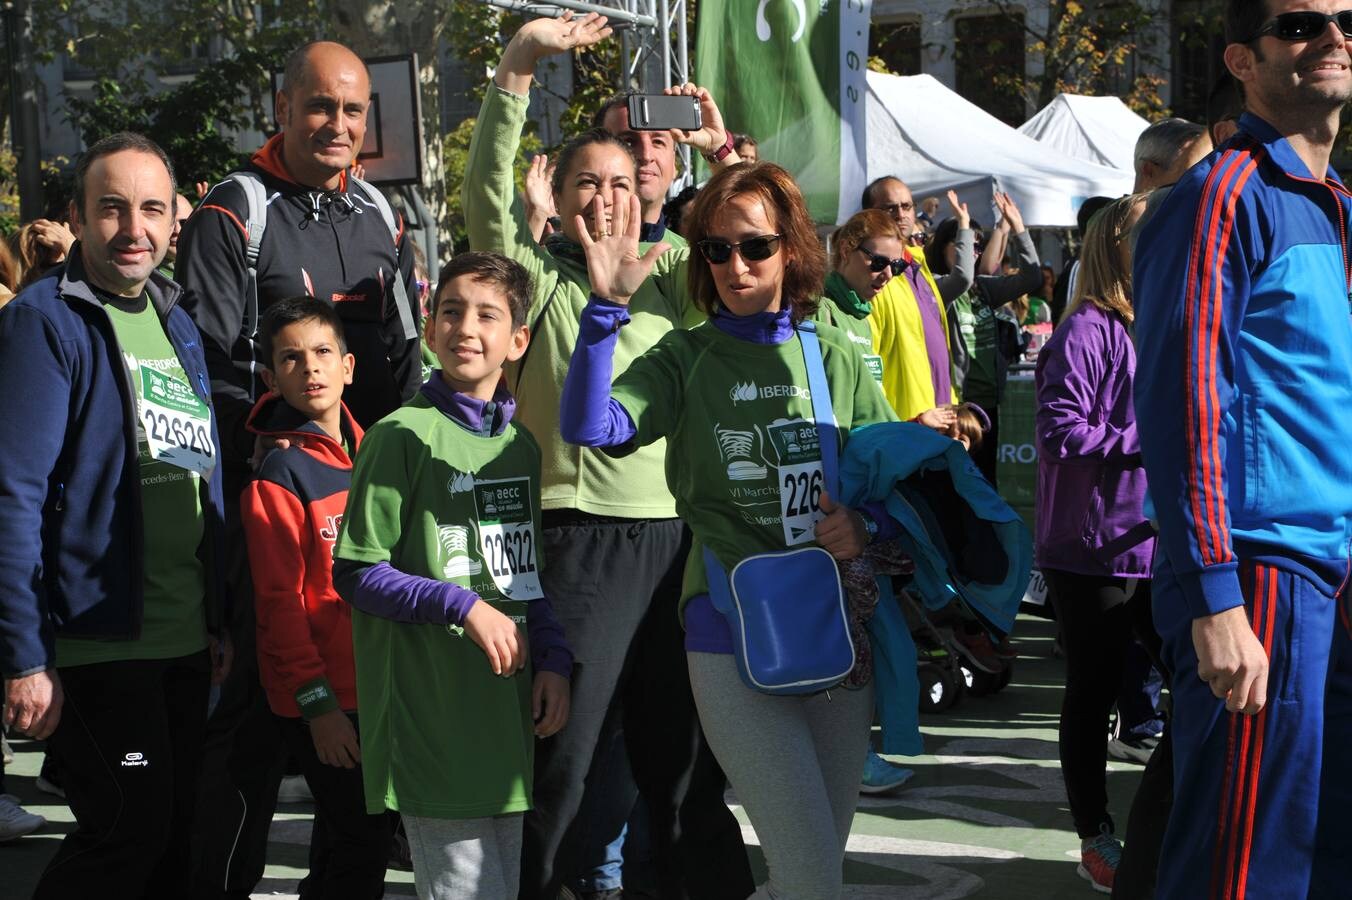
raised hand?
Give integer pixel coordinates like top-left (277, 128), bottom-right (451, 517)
top-left (497, 12), bottom-right (613, 94)
top-left (996, 192), bottom-right (1025, 233)
top-left (946, 189), bottom-right (970, 231)
top-left (523, 152), bottom-right (558, 242)
top-left (576, 190), bottom-right (669, 304)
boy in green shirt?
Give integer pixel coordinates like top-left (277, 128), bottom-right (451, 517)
top-left (333, 252), bottom-right (572, 898)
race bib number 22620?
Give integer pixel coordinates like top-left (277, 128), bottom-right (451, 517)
top-left (139, 365), bottom-right (216, 478)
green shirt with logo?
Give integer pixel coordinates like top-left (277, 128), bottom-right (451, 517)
top-left (334, 396), bottom-right (545, 819)
top-left (814, 275), bottom-right (885, 386)
top-left (57, 294), bottom-right (211, 667)
top-left (609, 320), bottom-right (895, 607)
top-left (953, 289), bottom-right (999, 406)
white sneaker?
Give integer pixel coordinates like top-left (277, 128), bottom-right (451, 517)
top-left (0, 794), bottom-right (45, 841)
top-left (276, 774), bottom-right (314, 804)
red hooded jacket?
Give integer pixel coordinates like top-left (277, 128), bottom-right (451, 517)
top-left (242, 392), bottom-right (364, 719)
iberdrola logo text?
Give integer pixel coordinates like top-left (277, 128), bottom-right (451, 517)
top-left (729, 381), bottom-right (811, 404)
top-left (447, 470), bottom-right (476, 494)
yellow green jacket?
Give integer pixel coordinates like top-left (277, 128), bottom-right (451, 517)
top-left (867, 247), bottom-right (956, 420)
top-left (463, 85), bottom-right (698, 518)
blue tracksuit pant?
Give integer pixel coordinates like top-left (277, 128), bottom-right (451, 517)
top-left (1153, 555), bottom-right (1352, 900)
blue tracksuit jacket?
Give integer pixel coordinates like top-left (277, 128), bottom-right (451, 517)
top-left (1134, 112), bottom-right (1352, 616)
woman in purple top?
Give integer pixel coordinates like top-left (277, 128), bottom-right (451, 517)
top-left (1034, 193), bottom-right (1160, 895)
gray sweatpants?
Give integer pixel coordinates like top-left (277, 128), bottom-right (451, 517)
top-left (687, 651), bottom-right (874, 900)
top-left (402, 812), bottom-right (524, 900)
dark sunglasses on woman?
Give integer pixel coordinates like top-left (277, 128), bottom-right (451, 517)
top-left (1249, 10), bottom-right (1352, 41)
top-left (855, 246), bottom-right (906, 274)
top-left (697, 234), bottom-right (782, 264)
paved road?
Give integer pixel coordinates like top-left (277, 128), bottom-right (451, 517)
top-left (1, 615), bottom-right (1149, 898)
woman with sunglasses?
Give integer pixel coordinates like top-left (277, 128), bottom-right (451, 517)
top-left (926, 191), bottom-right (1043, 485)
top-left (560, 163), bottom-right (897, 898)
top-left (823, 210), bottom-right (958, 443)
top-left (463, 12), bottom-right (755, 898)
top-left (1035, 193), bottom-right (1161, 894)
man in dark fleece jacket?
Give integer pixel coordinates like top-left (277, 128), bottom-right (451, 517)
top-left (0, 132), bottom-right (230, 898)
top-left (176, 40), bottom-right (420, 898)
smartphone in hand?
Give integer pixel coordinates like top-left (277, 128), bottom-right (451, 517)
top-left (626, 94), bottom-right (701, 131)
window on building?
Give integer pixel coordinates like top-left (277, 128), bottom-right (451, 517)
top-left (954, 13), bottom-right (1026, 126)
top-left (872, 17), bottom-right (922, 75)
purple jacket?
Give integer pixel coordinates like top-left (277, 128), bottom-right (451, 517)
top-left (1034, 302), bottom-right (1155, 578)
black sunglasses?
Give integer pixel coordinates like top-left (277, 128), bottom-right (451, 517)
top-left (856, 246), bottom-right (906, 274)
top-left (1250, 10), bottom-right (1352, 41)
top-left (698, 234), bottom-right (783, 265)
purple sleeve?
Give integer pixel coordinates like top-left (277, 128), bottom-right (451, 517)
top-left (1035, 316), bottom-right (1140, 464)
top-left (332, 559), bottom-right (478, 625)
top-left (559, 295), bottom-right (639, 447)
top-left (527, 596), bottom-right (573, 678)
top-left (859, 500), bottom-right (901, 542)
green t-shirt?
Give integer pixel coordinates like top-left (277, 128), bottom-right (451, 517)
top-left (57, 294), bottom-right (210, 667)
top-left (610, 320), bottom-right (896, 605)
top-left (334, 396), bottom-right (544, 819)
top-left (953, 290), bottom-right (999, 406)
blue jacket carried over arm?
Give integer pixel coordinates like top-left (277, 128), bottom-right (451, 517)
top-left (1133, 113), bottom-right (1352, 616)
top-left (0, 251), bottom-right (228, 677)
top-left (839, 421), bottom-right (1032, 754)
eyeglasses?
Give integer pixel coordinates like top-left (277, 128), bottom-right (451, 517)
top-left (877, 202), bottom-right (914, 216)
top-left (697, 234), bottom-right (782, 264)
top-left (415, 278), bottom-right (430, 297)
top-left (1249, 10), bottom-right (1352, 41)
top-left (855, 246), bottom-right (905, 273)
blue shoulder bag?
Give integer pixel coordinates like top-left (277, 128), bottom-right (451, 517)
top-left (702, 322), bottom-right (856, 695)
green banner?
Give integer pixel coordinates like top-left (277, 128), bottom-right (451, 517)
top-left (997, 368), bottom-right (1038, 532)
top-left (695, 0), bottom-right (872, 224)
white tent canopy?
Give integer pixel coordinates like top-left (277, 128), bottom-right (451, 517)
top-left (863, 72), bottom-right (1134, 228)
top-left (1018, 93), bottom-right (1150, 173)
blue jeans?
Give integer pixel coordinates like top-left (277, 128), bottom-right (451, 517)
top-left (573, 718), bottom-right (654, 894)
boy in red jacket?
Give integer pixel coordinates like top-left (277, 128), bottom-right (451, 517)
top-left (242, 296), bottom-right (390, 896)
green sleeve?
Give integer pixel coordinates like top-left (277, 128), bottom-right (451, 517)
top-left (334, 421), bottom-right (416, 565)
top-left (649, 246), bottom-right (704, 328)
top-left (461, 84), bottom-right (560, 322)
top-left (609, 332), bottom-right (689, 448)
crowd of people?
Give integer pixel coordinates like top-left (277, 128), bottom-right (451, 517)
top-left (1, 1), bottom-right (1351, 898)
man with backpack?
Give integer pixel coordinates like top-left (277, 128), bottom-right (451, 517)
top-left (176, 40), bottom-right (420, 898)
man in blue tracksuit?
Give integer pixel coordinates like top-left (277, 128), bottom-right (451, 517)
top-left (1133, 2), bottom-right (1352, 897)
top-left (0, 133), bottom-right (229, 896)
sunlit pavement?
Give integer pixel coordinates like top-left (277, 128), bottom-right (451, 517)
top-left (2, 615), bottom-right (1147, 898)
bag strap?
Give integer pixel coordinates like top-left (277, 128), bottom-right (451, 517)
top-left (351, 176), bottom-right (420, 342)
top-left (796, 321), bottom-right (839, 496)
top-left (226, 173), bottom-right (268, 341)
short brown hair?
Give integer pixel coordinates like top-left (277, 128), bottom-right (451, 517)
top-left (683, 162), bottom-right (825, 321)
top-left (433, 251), bottom-right (533, 329)
top-left (950, 403), bottom-right (988, 451)
top-left (830, 209), bottom-right (905, 270)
